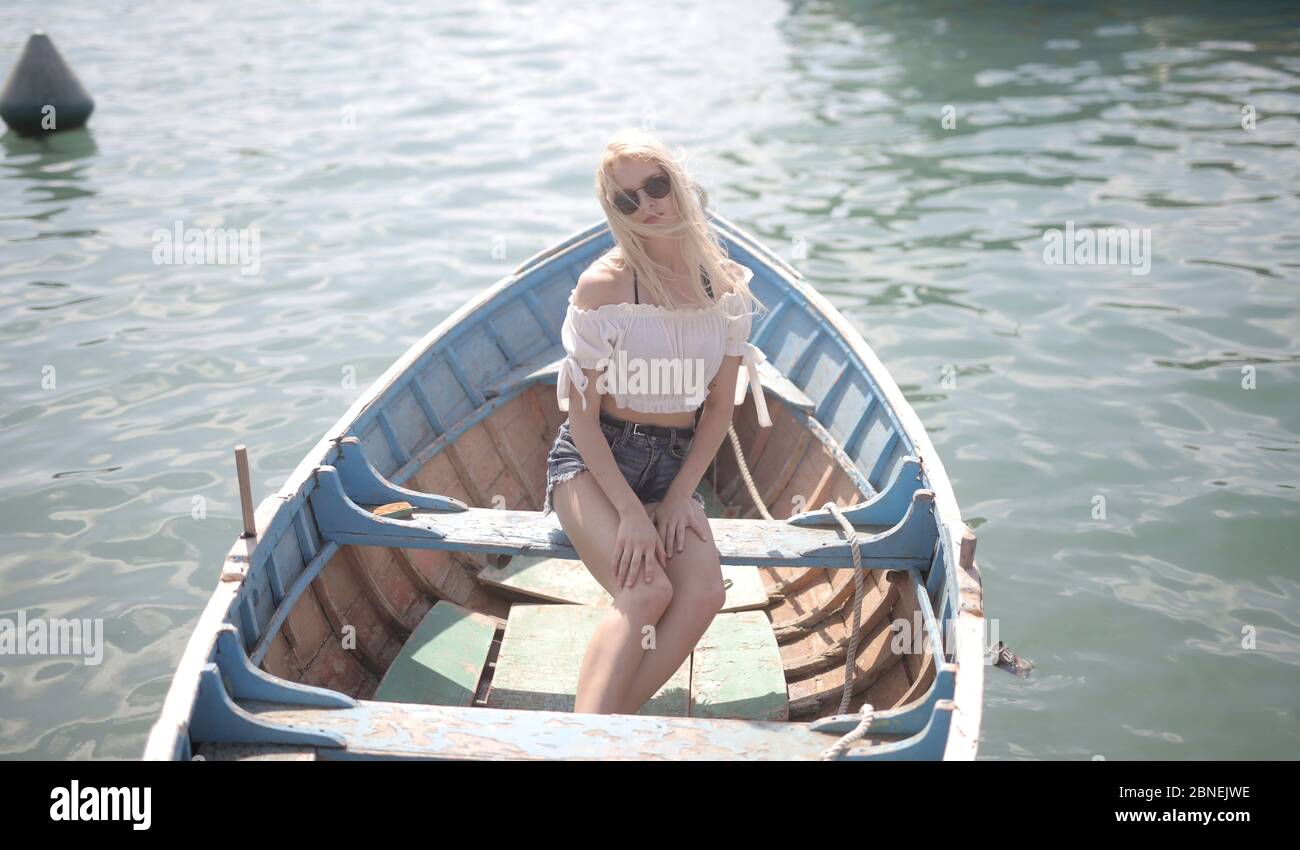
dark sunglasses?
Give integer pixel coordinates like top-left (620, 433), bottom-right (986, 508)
top-left (612, 173), bottom-right (671, 215)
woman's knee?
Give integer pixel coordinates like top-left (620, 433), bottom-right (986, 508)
top-left (612, 573), bottom-right (674, 619)
top-left (688, 573), bottom-right (726, 615)
top-left (669, 547), bottom-right (726, 614)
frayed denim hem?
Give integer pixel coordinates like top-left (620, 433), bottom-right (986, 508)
top-left (542, 467), bottom-right (587, 516)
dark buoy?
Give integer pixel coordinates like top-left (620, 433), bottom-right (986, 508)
top-left (0, 31), bottom-right (94, 137)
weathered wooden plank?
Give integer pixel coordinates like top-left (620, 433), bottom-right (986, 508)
top-left (720, 566), bottom-right (770, 612)
top-left (477, 556), bottom-right (602, 604)
top-left (309, 558), bottom-right (385, 678)
top-left (373, 602), bottom-right (499, 707)
top-left (488, 604), bottom-right (689, 716)
top-left (787, 615), bottom-right (899, 718)
top-left (691, 611), bottom-right (788, 721)
top-left (860, 657), bottom-right (913, 711)
top-left (313, 466), bottom-right (938, 570)
top-left (776, 573), bottom-right (900, 676)
top-left (768, 569), bottom-right (836, 638)
top-left (390, 546), bottom-right (448, 604)
top-left (761, 564), bottom-right (822, 599)
top-left (239, 698), bottom-right (918, 760)
top-left (342, 545), bottom-right (414, 637)
top-left (772, 562), bottom-right (887, 640)
top-left (481, 413), bottom-right (541, 509)
top-left (742, 427), bottom-right (809, 518)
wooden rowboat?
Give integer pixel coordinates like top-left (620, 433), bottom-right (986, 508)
top-left (144, 215), bottom-right (985, 761)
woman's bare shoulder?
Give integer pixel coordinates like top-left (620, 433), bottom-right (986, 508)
top-left (574, 257), bottom-right (632, 310)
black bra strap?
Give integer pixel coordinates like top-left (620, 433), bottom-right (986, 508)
top-left (633, 266), bottom-right (713, 304)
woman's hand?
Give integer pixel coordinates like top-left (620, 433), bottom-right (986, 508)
top-left (613, 506), bottom-right (668, 587)
top-left (648, 494), bottom-right (711, 558)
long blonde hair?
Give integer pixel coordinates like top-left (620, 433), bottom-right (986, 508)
top-left (593, 129), bottom-right (763, 315)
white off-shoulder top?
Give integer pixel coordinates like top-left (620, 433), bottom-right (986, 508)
top-left (557, 262), bottom-right (773, 428)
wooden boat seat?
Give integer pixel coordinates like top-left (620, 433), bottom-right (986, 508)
top-left (233, 698), bottom-right (940, 759)
top-left (312, 454), bottom-right (940, 572)
top-left (373, 602), bottom-right (498, 706)
top-left (486, 604), bottom-right (788, 721)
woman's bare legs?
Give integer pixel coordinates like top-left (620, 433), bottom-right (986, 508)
top-left (617, 507), bottom-right (726, 714)
top-left (551, 471), bottom-right (674, 714)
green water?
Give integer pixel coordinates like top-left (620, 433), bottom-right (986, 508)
top-left (1, 0), bottom-right (1296, 759)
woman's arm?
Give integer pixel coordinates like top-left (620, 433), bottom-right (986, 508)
top-left (566, 365), bottom-right (644, 518)
top-left (663, 352), bottom-right (742, 509)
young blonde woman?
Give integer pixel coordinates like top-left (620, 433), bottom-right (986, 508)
top-left (541, 129), bottom-right (773, 715)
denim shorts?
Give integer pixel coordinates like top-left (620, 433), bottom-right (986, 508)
top-left (542, 409), bottom-right (709, 516)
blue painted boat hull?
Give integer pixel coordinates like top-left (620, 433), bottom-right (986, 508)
top-left (144, 215), bottom-right (985, 760)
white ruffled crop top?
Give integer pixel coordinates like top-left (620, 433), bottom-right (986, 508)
top-left (557, 260), bottom-right (773, 428)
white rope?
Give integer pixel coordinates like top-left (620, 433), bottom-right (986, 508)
top-left (817, 501), bottom-right (874, 759)
top-left (825, 502), bottom-right (865, 715)
top-left (727, 423), bottom-right (773, 520)
top-left (725, 425), bottom-right (876, 760)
